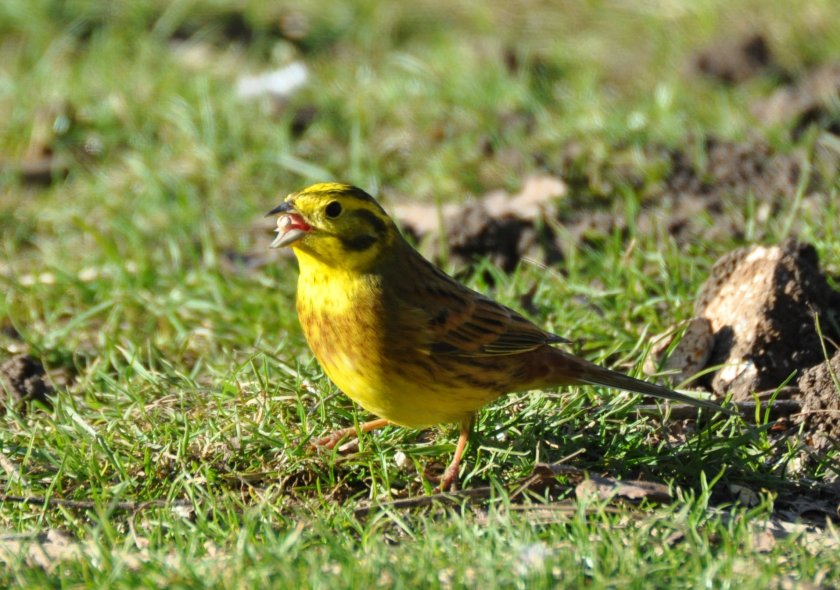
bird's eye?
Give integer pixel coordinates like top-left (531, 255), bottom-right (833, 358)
top-left (325, 201), bottom-right (342, 218)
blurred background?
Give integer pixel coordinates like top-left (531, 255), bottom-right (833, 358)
top-left (3, 0), bottom-right (838, 245)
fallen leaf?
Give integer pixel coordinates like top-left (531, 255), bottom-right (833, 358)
top-left (576, 475), bottom-right (671, 504)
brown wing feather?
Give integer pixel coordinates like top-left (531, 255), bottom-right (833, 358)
top-left (438, 296), bottom-right (568, 356)
top-left (391, 249), bottom-right (568, 357)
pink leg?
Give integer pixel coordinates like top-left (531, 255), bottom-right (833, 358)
top-left (313, 418), bottom-right (390, 450)
top-left (439, 417), bottom-right (473, 492)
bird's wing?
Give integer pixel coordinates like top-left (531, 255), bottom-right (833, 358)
top-left (397, 257), bottom-right (568, 357)
top-left (433, 295), bottom-right (569, 356)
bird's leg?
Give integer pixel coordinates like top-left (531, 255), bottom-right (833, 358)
top-left (439, 416), bottom-right (474, 492)
top-left (313, 418), bottom-right (390, 450)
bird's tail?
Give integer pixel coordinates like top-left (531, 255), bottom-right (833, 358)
top-left (550, 349), bottom-right (737, 416)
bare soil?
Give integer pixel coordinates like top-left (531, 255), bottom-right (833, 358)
top-left (0, 354), bottom-right (53, 413)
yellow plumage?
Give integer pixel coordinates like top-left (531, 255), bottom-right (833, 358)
top-left (268, 182), bottom-right (734, 490)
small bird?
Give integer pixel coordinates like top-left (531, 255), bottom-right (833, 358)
top-left (268, 183), bottom-right (735, 491)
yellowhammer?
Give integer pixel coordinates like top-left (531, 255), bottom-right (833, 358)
top-left (268, 182), bottom-right (735, 491)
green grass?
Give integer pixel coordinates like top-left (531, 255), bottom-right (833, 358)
top-left (2, 0), bottom-right (840, 587)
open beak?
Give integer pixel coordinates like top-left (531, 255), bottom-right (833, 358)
top-left (266, 201), bottom-right (311, 248)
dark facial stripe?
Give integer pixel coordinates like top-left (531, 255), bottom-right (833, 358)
top-left (349, 208), bottom-right (387, 234)
top-left (340, 234), bottom-right (378, 252)
top-left (334, 207), bottom-right (389, 253)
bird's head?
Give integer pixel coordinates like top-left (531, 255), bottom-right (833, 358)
top-left (267, 183), bottom-right (398, 270)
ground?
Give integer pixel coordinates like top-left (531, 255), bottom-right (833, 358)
top-left (1, 1), bottom-right (839, 588)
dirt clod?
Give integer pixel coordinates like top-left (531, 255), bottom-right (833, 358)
top-left (794, 351), bottom-right (840, 452)
top-left (695, 241), bottom-right (840, 400)
top-left (0, 354), bottom-right (53, 412)
top-left (643, 318), bottom-right (714, 386)
top-left (752, 62), bottom-right (840, 136)
top-left (290, 105), bottom-right (318, 137)
top-left (394, 175), bottom-right (567, 272)
top-left (444, 199), bottom-right (562, 273)
top-left (566, 137), bottom-right (808, 249)
top-left (694, 33), bottom-right (774, 84)
top-left (662, 137), bottom-right (802, 204)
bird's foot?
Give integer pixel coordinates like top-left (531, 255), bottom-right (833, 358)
top-left (312, 429), bottom-right (352, 450)
top-left (438, 465), bottom-right (460, 493)
top-left (311, 418), bottom-right (391, 452)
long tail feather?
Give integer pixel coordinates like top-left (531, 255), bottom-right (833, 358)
top-left (561, 352), bottom-right (737, 416)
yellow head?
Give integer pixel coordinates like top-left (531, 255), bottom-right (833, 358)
top-left (267, 183), bottom-right (398, 271)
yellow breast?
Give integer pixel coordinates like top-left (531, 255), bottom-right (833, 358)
top-left (293, 248), bottom-right (496, 427)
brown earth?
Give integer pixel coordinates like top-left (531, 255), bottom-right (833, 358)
top-left (0, 354), bottom-right (53, 413)
top-left (693, 33), bottom-right (777, 85)
top-left (752, 62), bottom-right (840, 137)
top-left (695, 241), bottom-right (840, 401)
top-left (795, 351), bottom-right (840, 453)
